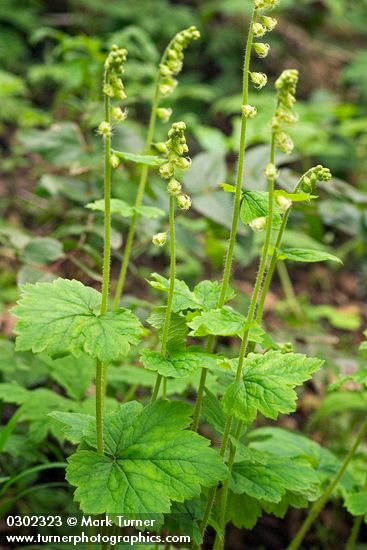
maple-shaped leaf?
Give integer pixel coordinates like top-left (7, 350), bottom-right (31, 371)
top-left (223, 351), bottom-right (323, 423)
top-left (13, 278), bottom-right (143, 363)
top-left (66, 400), bottom-right (228, 514)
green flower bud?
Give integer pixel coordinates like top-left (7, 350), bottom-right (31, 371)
top-left (152, 232), bottom-right (167, 247)
top-left (252, 23), bottom-right (266, 38)
top-left (250, 72), bottom-right (268, 89)
top-left (103, 83), bottom-right (114, 97)
top-left (112, 107), bottom-right (127, 122)
top-left (301, 177), bottom-right (312, 193)
top-left (176, 194), bottom-right (192, 210)
top-left (242, 104), bottom-right (257, 118)
top-left (254, 0), bottom-right (279, 10)
top-left (167, 178), bottom-right (182, 195)
top-left (279, 342), bottom-right (294, 353)
top-left (275, 131), bottom-right (294, 154)
top-left (261, 15), bottom-right (277, 31)
top-left (155, 142), bottom-right (169, 154)
top-left (249, 216), bottom-right (267, 232)
top-left (109, 154), bottom-right (120, 169)
top-left (97, 121), bottom-right (112, 139)
top-left (159, 162), bottom-right (175, 179)
top-left (265, 162), bottom-right (277, 179)
top-left (156, 107), bottom-right (173, 123)
top-left (253, 42), bottom-right (270, 58)
top-left (276, 195), bottom-right (292, 212)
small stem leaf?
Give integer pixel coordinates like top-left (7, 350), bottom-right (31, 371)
top-left (222, 351), bottom-right (323, 423)
top-left (113, 150), bottom-right (165, 166)
top-left (274, 190), bottom-right (317, 202)
top-left (193, 280), bottom-right (236, 311)
top-left (240, 190), bottom-right (282, 228)
top-left (187, 307), bottom-right (247, 337)
top-left (141, 349), bottom-right (220, 379)
top-left (148, 273), bottom-right (202, 312)
top-left (66, 400), bottom-right (228, 515)
top-left (13, 278), bottom-right (143, 363)
top-left (86, 199), bottom-right (164, 219)
top-left (278, 248), bottom-right (342, 264)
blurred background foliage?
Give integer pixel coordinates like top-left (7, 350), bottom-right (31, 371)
top-left (1, 1), bottom-right (367, 546)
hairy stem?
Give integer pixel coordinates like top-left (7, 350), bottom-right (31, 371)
top-left (191, 7), bottom-right (258, 434)
top-left (197, 134), bottom-right (277, 549)
top-left (151, 195), bottom-right (176, 402)
top-left (289, 418), bottom-right (367, 550)
top-left (96, 86), bottom-right (112, 455)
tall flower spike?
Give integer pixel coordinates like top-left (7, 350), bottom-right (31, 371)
top-left (103, 45), bottom-right (128, 100)
top-left (159, 122), bottom-right (192, 210)
top-left (272, 69), bottom-right (299, 154)
top-left (158, 26), bottom-right (200, 98)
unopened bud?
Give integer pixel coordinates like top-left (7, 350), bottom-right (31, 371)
top-left (112, 107), bottom-right (127, 122)
top-left (249, 216), bottom-right (267, 232)
top-left (265, 163), bottom-right (277, 179)
top-left (250, 72), bottom-right (268, 89)
top-left (152, 232), bottom-right (167, 247)
top-left (261, 16), bottom-right (277, 31)
top-left (167, 178), bottom-right (182, 195)
top-left (156, 107), bottom-right (173, 123)
top-left (177, 194), bottom-right (192, 210)
top-left (97, 121), bottom-right (112, 138)
top-left (110, 154), bottom-right (120, 169)
top-left (242, 104), bottom-right (257, 118)
top-left (252, 23), bottom-right (266, 38)
top-left (276, 195), bottom-right (292, 212)
top-left (253, 42), bottom-right (270, 58)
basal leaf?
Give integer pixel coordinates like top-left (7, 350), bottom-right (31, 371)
top-left (231, 462), bottom-right (285, 502)
top-left (278, 248), bottom-right (342, 264)
top-left (13, 278), bottom-right (143, 363)
top-left (225, 493), bottom-right (262, 529)
top-left (49, 411), bottom-right (94, 444)
top-left (240, 190), bottom-right (282, 228)
top-left (188, 307), bottom-right (246, 337)
top-left (66, 400), bottom-right (228, 514)
top-left (140, 349), bottom-right (219, 379)
top-left (222, 351), bottom-right (323, 423)
top-left (231, 455), bottom-right (319, 503)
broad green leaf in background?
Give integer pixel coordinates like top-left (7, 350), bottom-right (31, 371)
top-left (188, 307), bottom-right (246, 337)
top-left (22, 237), bottom-right (64, 265)
top-left (66, 400), bottom-right (228, 514)
top-left (140, 349), bottom-right (219, 378)
top-left (13, 278), bottom-right (143, 363)
top-left (278, 248), bottom-right (342, 264)
top-left (222, 351), bottom-right (323, 423)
